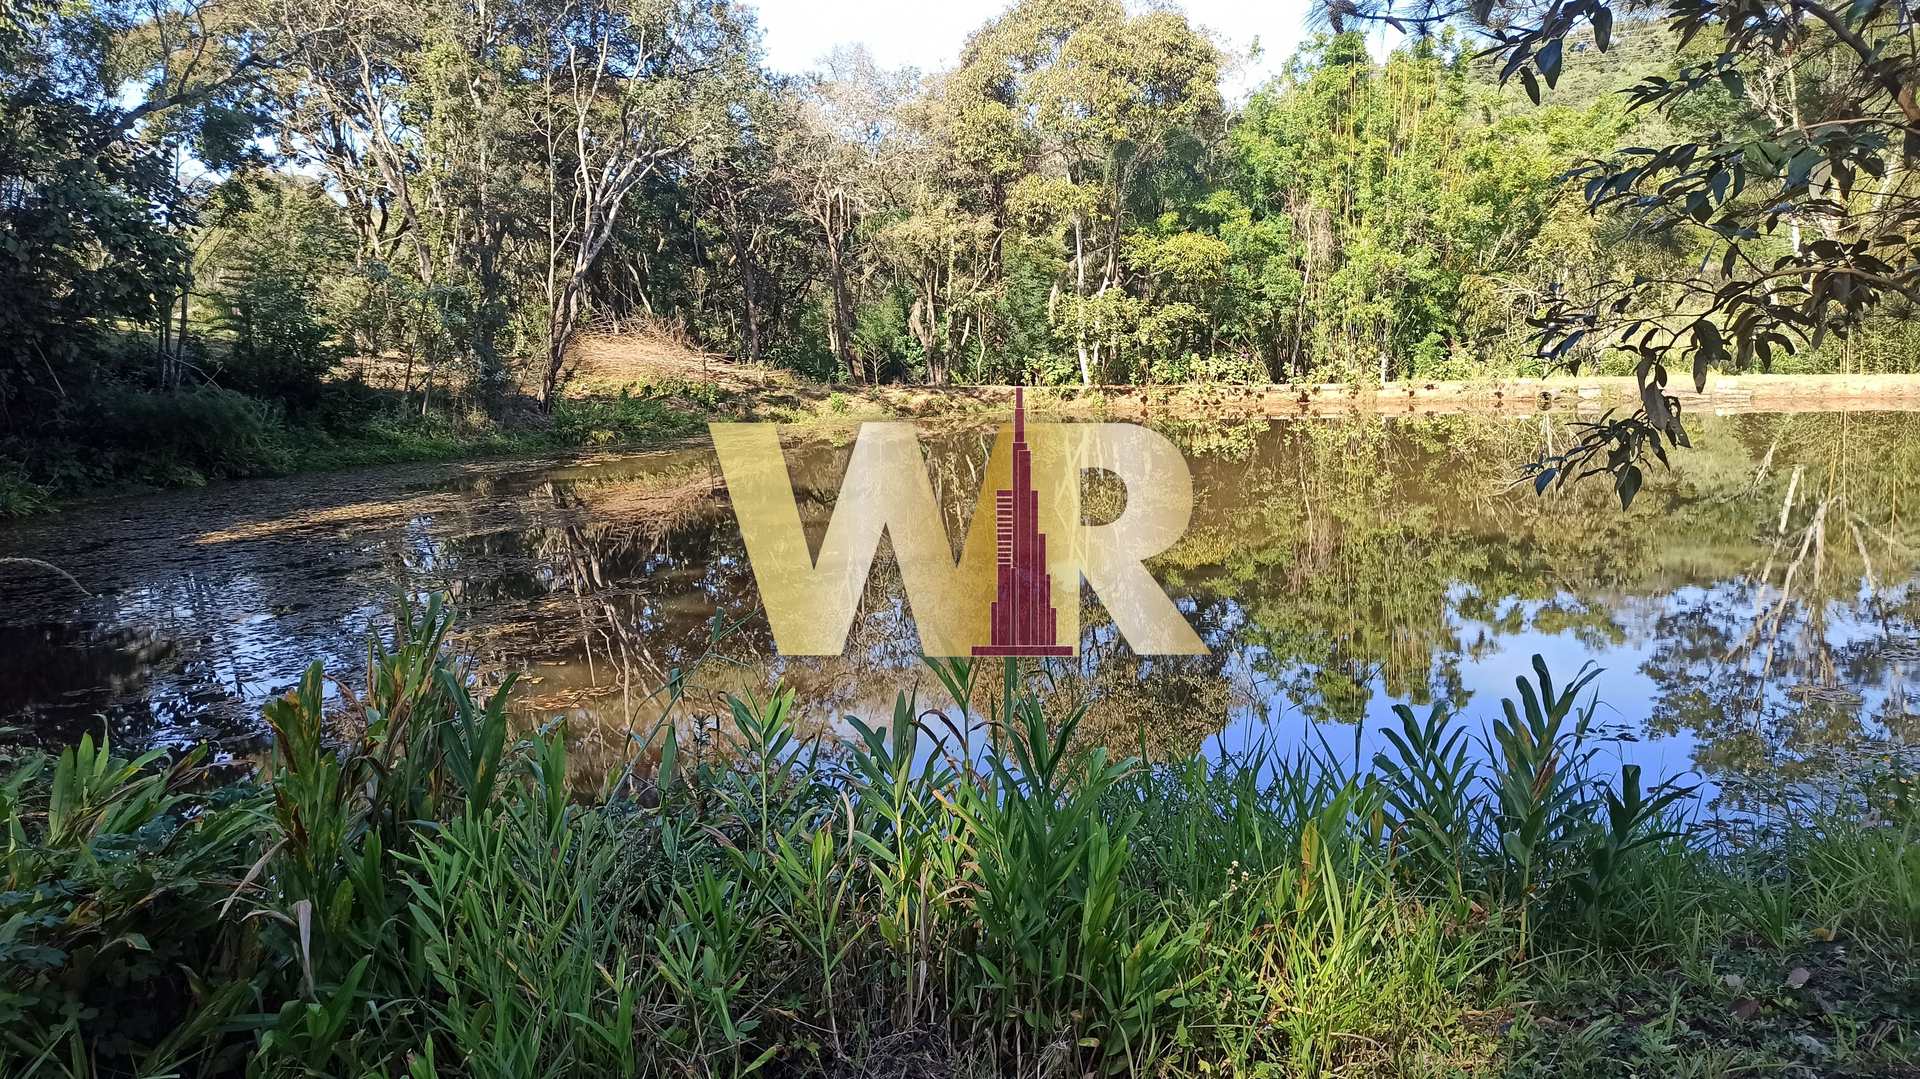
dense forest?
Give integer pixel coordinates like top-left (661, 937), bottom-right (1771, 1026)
top-left (4, 0), bottom-right (1919, 506)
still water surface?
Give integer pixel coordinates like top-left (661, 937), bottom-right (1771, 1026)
top-left (3, 410), bottom-right (1917, 812)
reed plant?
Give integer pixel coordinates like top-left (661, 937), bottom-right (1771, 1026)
top-left (2, 597), bottom-right (1915, 1077)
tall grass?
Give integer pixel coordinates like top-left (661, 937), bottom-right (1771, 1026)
top-left (1, 597), bottom-right (1915, 1076)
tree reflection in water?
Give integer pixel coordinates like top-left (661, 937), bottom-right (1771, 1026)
top-left (3, 411), bottom-right (1917, 812)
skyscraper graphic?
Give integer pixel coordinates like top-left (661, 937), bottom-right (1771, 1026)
top-left (974, 388), bottom-right (1073, 657)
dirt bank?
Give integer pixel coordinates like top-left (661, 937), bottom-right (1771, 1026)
top-left (568, 332), bottom-right (1920, 421)
top-left (1114, 372), bottom-right (1920, 418)
top-left (761, 373), bottom-right (1920, 422)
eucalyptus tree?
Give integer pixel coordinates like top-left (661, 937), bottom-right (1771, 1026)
top-left (254, 0), bottom-right (760, 407)
top-left (684, 80), bottom-right (825, 369)
top-left (782, 47), bottom-right (917, 382)
top-left (1029, 9), bottom-right (1224, 382)
top-left (869, 182), bottom-right (1001, 383)
top-left (527, 0), bottom-right (761, 406)
top-left (256, 0), bottom-right (504, 400)
top-left (885, 0), bottom-right (1225, 384)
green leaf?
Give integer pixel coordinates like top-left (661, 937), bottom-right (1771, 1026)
top-left (1616, 464), bottom-right (1643, 509)
top-left (1538, 40), bottom-right (1563, 88)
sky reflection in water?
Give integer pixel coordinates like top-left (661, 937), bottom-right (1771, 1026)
top-left (2, 410), bottom-right (1916, 815)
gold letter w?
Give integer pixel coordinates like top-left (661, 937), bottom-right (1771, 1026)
top-left (710, 422), bottom-right (1204, 657)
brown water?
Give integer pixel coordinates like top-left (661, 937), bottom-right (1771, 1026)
top-left (3, 411), bottom-right (1917, 811)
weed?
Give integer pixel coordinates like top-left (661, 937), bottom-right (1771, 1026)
top-left (0, 460), bottom-right (49, 516)
top-left (1, 613), bottom-right (1914, 1078)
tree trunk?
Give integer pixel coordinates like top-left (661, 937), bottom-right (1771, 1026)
top-left (737, 242), bottom-right (767, 366)
top-left (829, 238), bottom-right (856, 381)
top-left (1074, 214), bottom-right (1090, 386)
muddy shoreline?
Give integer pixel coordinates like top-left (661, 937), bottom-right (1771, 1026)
top-left (810, 373), bottom-right (1920, 421)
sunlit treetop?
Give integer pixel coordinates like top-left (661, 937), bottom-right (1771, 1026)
top-left (1316, 0), bottom-right (1920, 506)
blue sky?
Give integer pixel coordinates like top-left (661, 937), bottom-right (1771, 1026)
top-left (747, 0), bottom-right (1321, 95)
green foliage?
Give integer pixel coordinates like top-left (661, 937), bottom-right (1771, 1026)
top-left (207, 181), bottom-right (348, 408)
top-left (0, 1), bottom-right (191, 419)
top-left (0, 460), bottom-right (50, 517)
top-left (1486, 657), bottom-right (1604, 910)
top-left (1375, 701), bottom-right (1479, 895)
top-left (402, 749), bottom-right (637, 1078)
top-left (0, 733), bottom-right (263, 1073)
top-left (549, 391), bottom-right (705, 447)
top-left (91, 385), bottom-right (294, 484)
top-left (7, 604), bottom-right (1912, 1076)
top-left (5, 0), bottom-right (1920, 497)
top-left (0, 375), bottom-right (727, 513)
top-left (8, 0), bottom-right (1920, 530)
top-left (1316, 0), bottom-right (1920, 496)
top-left (958, 680), bottom-right (1194, 1067)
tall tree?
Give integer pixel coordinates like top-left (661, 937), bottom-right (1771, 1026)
top-left (1322, 0), bottom-right (1920, 500)
top-left (780, 47), bottom-right (913, 382)
top-left (529, 0), bottom-right (759, 405)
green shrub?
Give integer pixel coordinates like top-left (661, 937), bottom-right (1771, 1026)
top-left (92, 384), bottom-right (294, 482)
top-left (205, 177), bottom-right (349, 410)
top-left (213, 268), bottom-right (341, 408)
top-left (0, 460), bottom-right (50, 516)
top-left (0, 735), bottom-right (264, 1073)
top-left (645, 376), bottom-right (732, 410)
top-left (549, 392), bottom-right (701, 447)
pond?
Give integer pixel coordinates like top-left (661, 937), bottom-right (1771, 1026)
top-left (3, 408), bottom-right (1917, 813)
